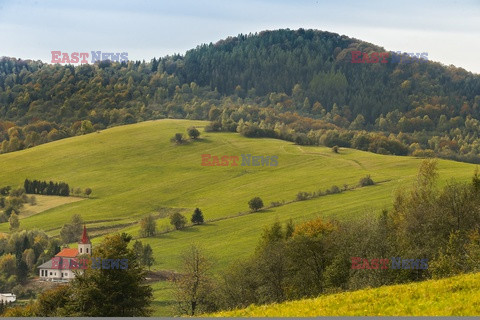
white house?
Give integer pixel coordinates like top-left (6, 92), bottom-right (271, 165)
top-left (0, 293), bottom-right (16, 303)
top-left (38, 225), bottom-right (92, 282)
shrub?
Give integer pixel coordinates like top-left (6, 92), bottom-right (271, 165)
top-left (248, 197), bottom-right (264, 212)
top-left (28, 196), bottom-right (36, 206)
top-left (296, 191), bottom-right (311, 201)
top-left (270, 201), bottom-right (282, 207)
top-left (171, 133), bottom-right (185, 144)
top-left (359, 175), bottom-right (375, 187)
top-left (187, 127), bottom-right (200, 139)
top-left (170, 212), bottom-right (187, 230)
top-left (412, 149), bottom-right (436, 158)
top-left (204, 121), bottom-right (222, 132)
top-left (329, 185), bottom-right (341, 194)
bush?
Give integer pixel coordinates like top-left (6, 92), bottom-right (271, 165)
top-left (359, 175), bottom-right (375, 187)
top-left (376, 147), bottom-right (390, 155)
top-left (332, 145), bottom-right (339, 153)
top-left (204, 121), bottom-right (222, 132)
top-left (270, 201), bottom-right (282, 207)
top-left (28, 196), bottom-right (36, 206)
top-left (296, 191), bottom-right (311, 201)
top-left (248, 197), bottom-right (264, 212)
top-left (412, 149), bottom-right (436, 158)
top-left (171, 133), bottom-right (185, 144)
top-left (170, 212), bottom-right (187, 230)
top-left (329, 185), bottom-right (341, 194)
top-left (187, 127), bottom-right (200, 139)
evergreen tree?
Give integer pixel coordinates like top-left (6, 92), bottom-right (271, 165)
top-left (191, 208), bottom-right (204, 225)
top-left (142, 244), bottom-right (155, 270)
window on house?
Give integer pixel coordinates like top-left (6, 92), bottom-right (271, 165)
top-left (50, 272), bottom-right (52, 275)
top-left (80, 248), bottom-right (82, 253)
top-left (86, 248), bottom-right (89, 253)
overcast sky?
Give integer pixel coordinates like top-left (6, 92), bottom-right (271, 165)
top-left (0, 0), bottom-right (479, 74)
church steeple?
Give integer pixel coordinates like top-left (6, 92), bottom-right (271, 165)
top-left (80, 225), bottom-right (90, 244)
top-left (78, 225), bottom-right (92, 255)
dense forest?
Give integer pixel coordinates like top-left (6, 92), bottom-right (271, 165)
top-left (1, 29), bottom-right (479, 161)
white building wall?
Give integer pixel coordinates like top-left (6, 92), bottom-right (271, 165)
top-left (0, 294), bottom-right (16, 303)
top-left (40, 268), bottom-right (80, 280)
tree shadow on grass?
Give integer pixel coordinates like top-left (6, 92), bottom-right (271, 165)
top-left (192, 137), bottom-right (213, 144)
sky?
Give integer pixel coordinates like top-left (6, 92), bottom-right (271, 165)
top-left (0, 0), bottom-right (479, 74)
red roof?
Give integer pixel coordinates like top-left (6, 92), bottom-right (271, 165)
top-left (80, 225), bottom-right (90, 244)
top-left (55, 248), bottom-right (79, 258)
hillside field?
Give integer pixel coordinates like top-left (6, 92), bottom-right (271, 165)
top-left (0, 119), bottom-right (478, 315)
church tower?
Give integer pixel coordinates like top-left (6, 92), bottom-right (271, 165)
top-left (78, 225), bottom-right (92, 255)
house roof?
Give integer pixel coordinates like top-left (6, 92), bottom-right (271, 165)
top-left (37, 259), bottom-right (54, 269)
top-left (56, 248), bottom-right (78, 258)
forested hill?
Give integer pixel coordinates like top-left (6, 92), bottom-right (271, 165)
top-left (179, 29), bottom-right (480, 119)
top-left (1, 29), bottom-right (480, 162)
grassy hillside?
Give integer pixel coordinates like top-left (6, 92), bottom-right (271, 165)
top-left (1, 119), bottom-right (479, 316)
top-left (0, 119), bottom-right (477, 272)
top-left (210, 272), bottom-right (480, 316)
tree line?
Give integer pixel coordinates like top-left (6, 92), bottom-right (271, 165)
top-left (23, 179), bottom-right (70, 196)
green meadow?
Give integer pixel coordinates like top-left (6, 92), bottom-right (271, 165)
top-left (0, 119), bottom-right (477, 315)
top-left (0, 119), bottom-right (476, 267)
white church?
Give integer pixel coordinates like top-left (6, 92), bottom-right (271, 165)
top-left (38, 225), bottom-right (92, 282)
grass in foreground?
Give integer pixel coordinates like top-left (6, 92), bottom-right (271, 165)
top-left (210, 272), bottom-right (480, 316)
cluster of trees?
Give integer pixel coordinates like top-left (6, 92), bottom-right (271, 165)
top-left (138, 209), bottom-right (205, 237)
top-left (172, 160), bottom-right (480, 314)
top-left (24, 179), bottom-right (70, 196)
top-left (171, 126), bottom-right (201, 144)
top-left (59, 214), bottom-right (84, 244)
top-left (169, 208), bottom-right (205, 231)
top-left (1, 29), bottom-right (479, 165)
top-left (0, 120), bottom-right (96, 154)
top-left (132, 240), bottom-right (155, 270)
top-left (2, 233), bottom-right (153, 316)
top-left (0, 186), bottom-right (33, 227)
top-left (0, 229), bottom-right (61, 293)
